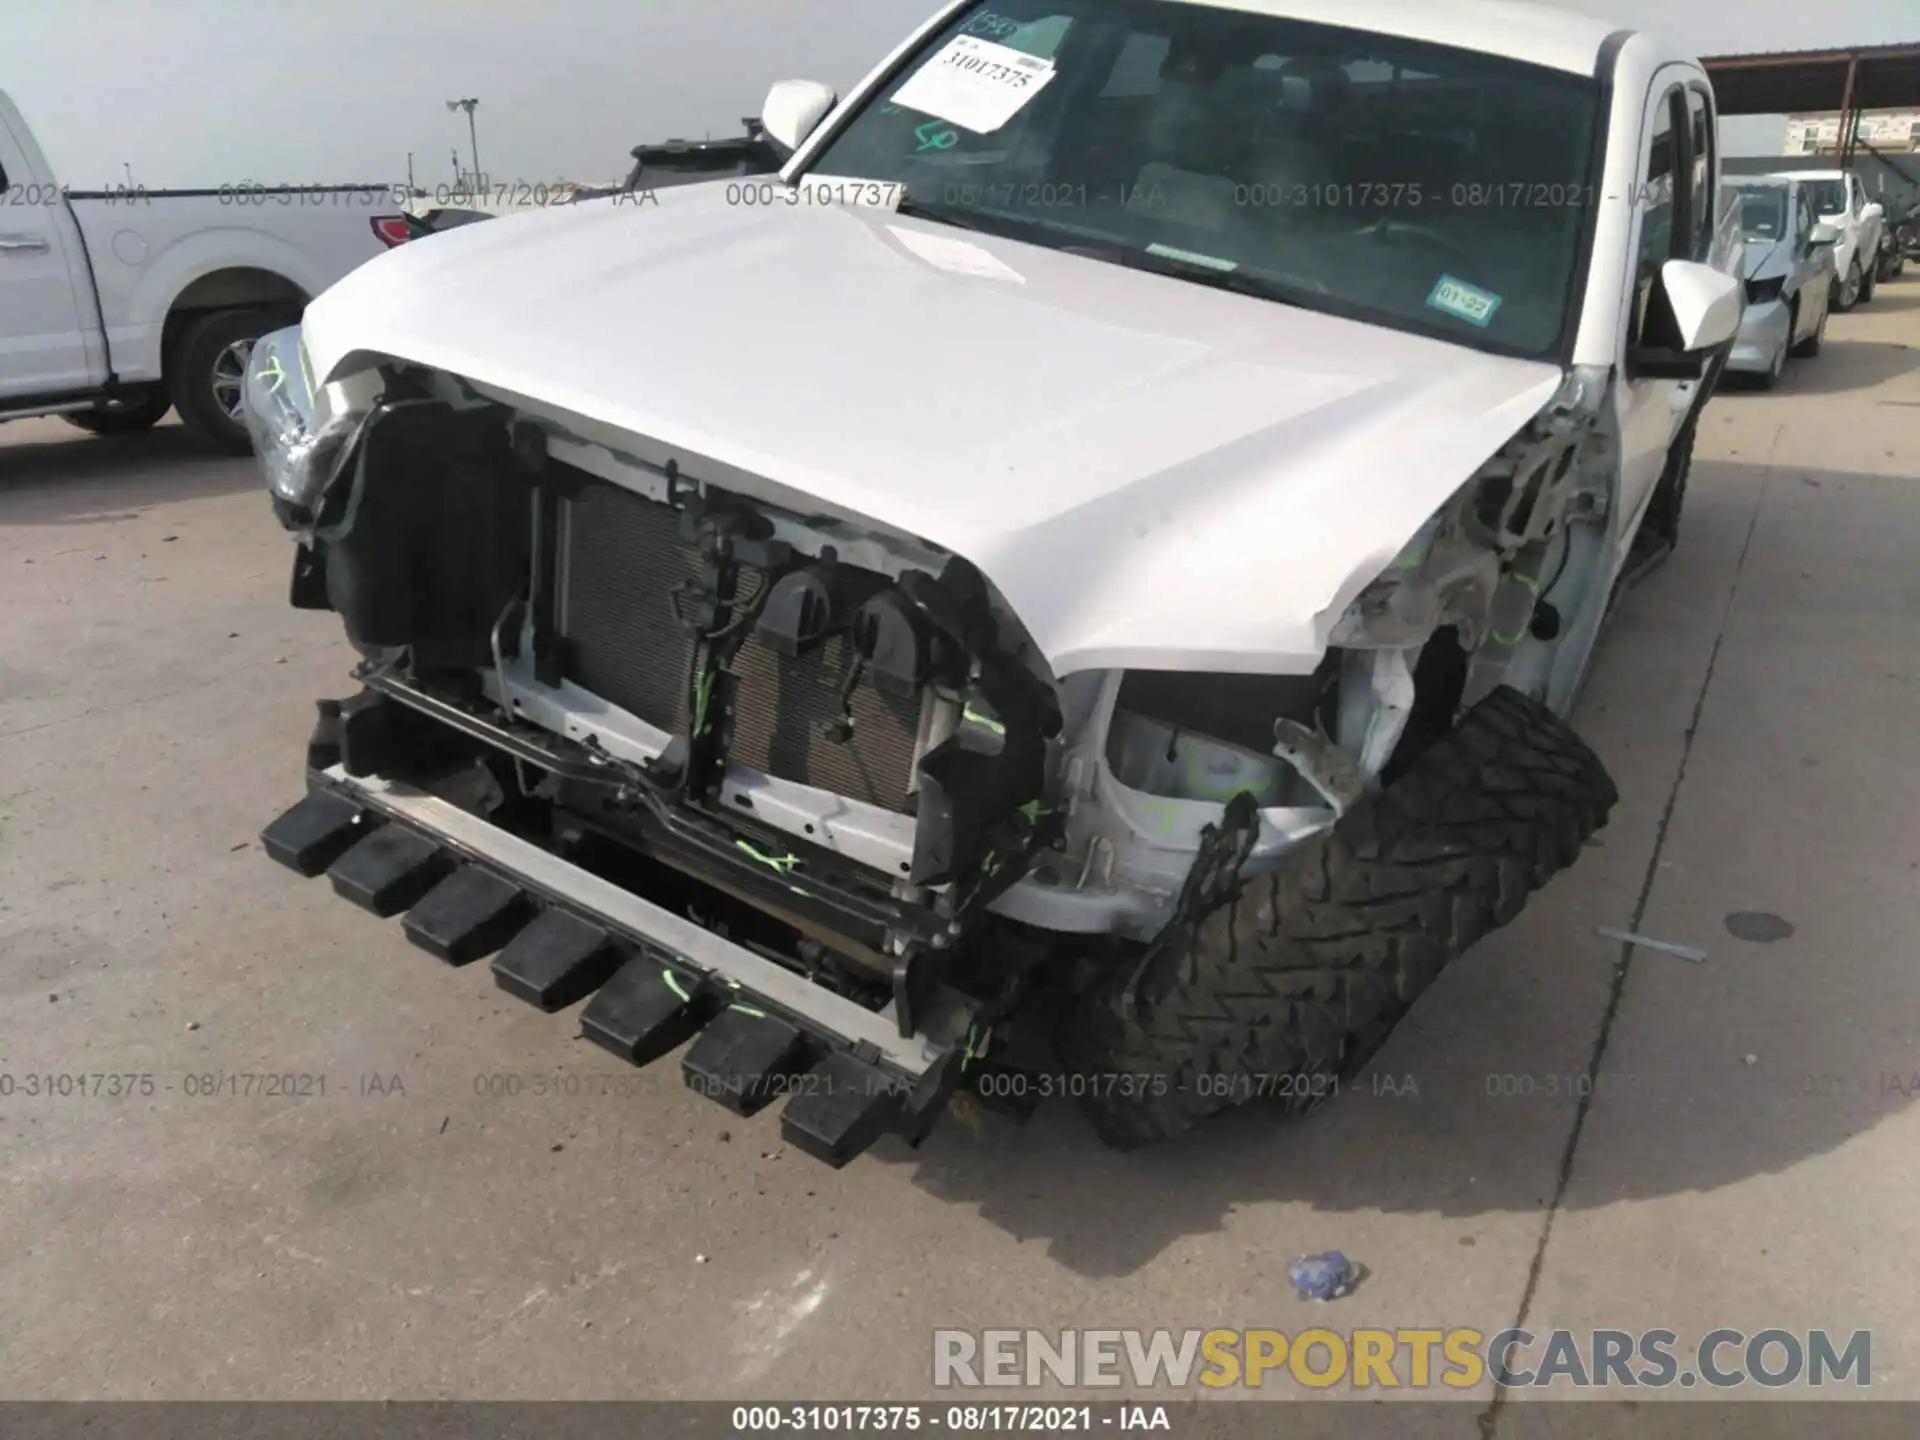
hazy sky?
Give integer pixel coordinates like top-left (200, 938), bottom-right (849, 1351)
top-left (8, 0), bottom-right (1915, 189)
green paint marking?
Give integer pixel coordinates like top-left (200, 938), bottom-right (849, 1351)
top-left (1490, 572), bottom-right (1546, 646)
top-left (1016, 799), bottom-right (1056, 825)
top-left (735, 839), bottom-right (801, 873)
top-left (692, 668), bottom-right (715, 736)
top-left (962, 705), bottom-right (1006, 736)
top-left (661, 970), bottom-right (691, 1003)
top-left (731, 1004), bottom-right (768, 1020)
top-left (1131, 793), bottom-right (1189, 840)
top-left (961, 1022), bottom-right (994, 1073)
top-left (914, 121), bottom-right (959, 153)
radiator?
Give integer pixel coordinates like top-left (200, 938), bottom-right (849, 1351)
top-left (558, 477), bottom-right (922, 813)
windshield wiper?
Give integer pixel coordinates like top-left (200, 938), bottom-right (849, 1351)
top-left (896, 200), bottom-right (1305, 308)
top-left (1098, 246), bottom-right (1302, 307)
top-left (892, 198), bottom-right (997, 235)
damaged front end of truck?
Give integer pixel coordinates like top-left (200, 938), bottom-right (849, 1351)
top-left (245, 308), bottom-right (1625, 1163)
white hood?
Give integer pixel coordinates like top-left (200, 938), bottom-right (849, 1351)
top-left (303, 188), bottom-right (1563, 677)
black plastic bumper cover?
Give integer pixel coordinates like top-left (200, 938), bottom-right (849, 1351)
top-left (260, 773), bottom-right (961, 1167)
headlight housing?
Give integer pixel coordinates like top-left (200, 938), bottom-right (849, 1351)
top-left (242, 325), bottom-right (367, 531)
top-left (1744, 274), bottom-right (1786, 306)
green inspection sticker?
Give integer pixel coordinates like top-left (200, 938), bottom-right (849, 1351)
top-left (1426, 274), bottom-right (1502, 327)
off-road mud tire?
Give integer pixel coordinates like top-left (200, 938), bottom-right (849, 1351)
top-left (1058, 686), bottom-right (1618, 1149)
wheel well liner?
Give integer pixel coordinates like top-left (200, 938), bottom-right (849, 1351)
top-left (161, 266), bottom-right (308, 371)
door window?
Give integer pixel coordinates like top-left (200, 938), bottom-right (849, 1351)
top-left (1630, 90), bottom-right (1680, 348)
top-left (1683, 88), bottom-right (1714, 260)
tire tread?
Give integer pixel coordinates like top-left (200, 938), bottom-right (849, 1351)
top-left (1058, 685), bottom-right (1618, 1149)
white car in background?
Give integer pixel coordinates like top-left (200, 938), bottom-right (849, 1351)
top-left (1724, 175), bottom-right (1837, 387)
top-left (1771, 167), bottom-right (1885, 312)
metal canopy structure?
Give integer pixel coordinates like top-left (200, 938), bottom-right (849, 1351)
top-left (1701, 42), bottom-right (1920, 166)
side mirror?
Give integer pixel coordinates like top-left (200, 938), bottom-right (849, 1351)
top-left (761, 80), bottom-right (837, 156)
top-left (1660, 259), bottom-right (1742, 352)
top-left (1808, 221), bottom-right (1840, 247)
top-left (1627, 259), bottom-right (1741, 379)
top-left (1862, 202), bottom-right (1884, 224)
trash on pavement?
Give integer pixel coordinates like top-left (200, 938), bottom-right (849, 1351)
top-left (1288, 1252), bottom-right (1357, 1302)
top-left (1597, 926), bottom-right (1707, 963)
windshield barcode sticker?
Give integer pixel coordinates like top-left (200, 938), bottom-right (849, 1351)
top-left (889, 34), bottom-right (1057, 135)
top-left (1426, 274), bottom-right (1503, 327)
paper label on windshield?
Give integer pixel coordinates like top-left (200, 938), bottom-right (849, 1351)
top-left (888, 35), bottom-right (1055, 135)
top-left (1426, 274), bottom-right (1502, 328)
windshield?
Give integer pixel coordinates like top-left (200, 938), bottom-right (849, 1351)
top-left (806, 0), bottom-right (1601, 358)
top-left (1733, 187), bottom-right (1786, 239)
top-left (1801, 179), bottom-right (1846, 216)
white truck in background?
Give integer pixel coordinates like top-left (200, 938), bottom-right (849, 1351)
top-left (0, 89), bottom-right (409, 451)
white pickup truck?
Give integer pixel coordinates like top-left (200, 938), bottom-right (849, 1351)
top-left (249, 0), bottom-right (1746, 1163)
top-left (1, 89), bottom-right (406, 450)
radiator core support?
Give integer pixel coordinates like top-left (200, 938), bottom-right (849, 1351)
top-left (555, 471), bottom-right (925, 814)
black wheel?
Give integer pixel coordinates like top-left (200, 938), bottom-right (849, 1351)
top-left (1790, 299), bottom-right (1825, 358)
top-left (61, 387), bottom-right (173, 435)
top-left (1859, 253), bottom-right (1878, 303)
top-left (1057, 686), bottom-right (1618, 1149)
top-left (170, 308), bottom-right (274, 453)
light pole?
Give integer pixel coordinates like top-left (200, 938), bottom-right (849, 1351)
top-left (446, 98), bottom-right (480, 191)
